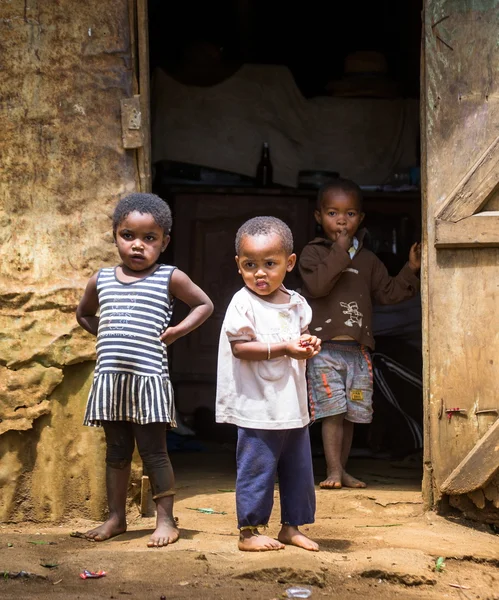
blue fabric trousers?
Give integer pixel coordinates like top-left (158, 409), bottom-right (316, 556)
top-left (236, 426), bottom-right (316, 529)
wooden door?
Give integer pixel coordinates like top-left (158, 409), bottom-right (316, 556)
top-left (422, 1), bottom-right (499, 520)
top-left (125, 0), bottom-right (152, 192)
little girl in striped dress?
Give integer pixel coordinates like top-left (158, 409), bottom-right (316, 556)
top-left (77, 193), bottom-right (213, 547)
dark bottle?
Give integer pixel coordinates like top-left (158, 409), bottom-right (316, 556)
top-left (256, 142), bottom-right (273, 187)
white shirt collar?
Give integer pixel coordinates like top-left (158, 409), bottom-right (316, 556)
top-left (348, 237), bottom-right (359, 259)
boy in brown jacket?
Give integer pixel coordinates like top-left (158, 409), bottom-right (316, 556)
top-left (299, 178), bottom-right (421, 488)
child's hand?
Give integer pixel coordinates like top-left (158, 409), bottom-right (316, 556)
top-left (409, 242), bottom-right (422, 272)
top-left (160, 326), bottom-right (180, 346)
top-left (286, 336), bottom-right (320, 360)
top-left (299, 333), bottom-right (321, 357)
top-left (335, 229), bottom-right (352, 253)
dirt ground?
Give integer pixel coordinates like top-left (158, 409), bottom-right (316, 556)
top-left (1, 452), bottom-right (498, 600)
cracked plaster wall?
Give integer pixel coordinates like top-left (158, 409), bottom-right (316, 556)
top-left (0, 0), bottom-right (139, 521)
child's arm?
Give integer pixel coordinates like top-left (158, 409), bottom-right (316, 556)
top-left (76, 273), bottom-right (100, 336)
top-left (408, 242), bottom-right (422, 272)
top-left (160, 269), bottom-right (213, 345)
top-left (298, 243), bottom-right (351, 298)
top-left (372, 243), bottom-right (421, 305)
top-left (231, 334), bottom-right (320, 361)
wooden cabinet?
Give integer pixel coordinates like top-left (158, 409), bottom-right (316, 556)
top-left (167, 190), bottom-right (315, 414)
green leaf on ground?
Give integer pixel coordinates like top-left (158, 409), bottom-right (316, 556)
top-left (186, 507), bottom-right (227, 515)
top-left (28, 540), bottom-right (56, 545)
top-left (434, 557), bottom-right (446, 572)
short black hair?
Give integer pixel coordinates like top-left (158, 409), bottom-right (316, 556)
top-left (113, 193), bottom-right (172, 235)
top-left (235, 216), bottom-right (294, 255)
top-left (317, 178), bottom-right (364, 212)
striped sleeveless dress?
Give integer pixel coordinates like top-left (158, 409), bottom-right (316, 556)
top-left (83, 265), bottom-right (177, 427)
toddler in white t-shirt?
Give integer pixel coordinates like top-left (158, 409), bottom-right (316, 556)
top-left (216, 216), bottom-right (321, 552)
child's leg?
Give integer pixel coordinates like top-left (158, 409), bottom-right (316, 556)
top-left (337, 345), bottom-right (374, 488)
top-left (308, 342), bottom-right (371, 489)
top-left (306, 343), bottom-right (349, 489)
top-left (134, 422), bottom-right (178, 548)
top-left (322, 413), bottom-right (368, 488)
top-left (276, 427), bottom-right (318, 551)
top-left (85, 421), bottom-right (134, 541)
top-left (322, 417), bottom-right (366, 488)
top-left (339, 419), bottom-right (366, 488)
top-left (320, 413), bottom-right (346, 488)
top-left (236, 427), bottom-right (285, 551)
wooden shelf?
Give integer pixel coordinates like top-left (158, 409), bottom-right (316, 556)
top-left (167, 184), bottom-right (420, 201)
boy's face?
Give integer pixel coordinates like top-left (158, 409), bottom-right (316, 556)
top-left (315, 190), bottom-right (365, 243)
top-left (235, 233), bottom-right (296, 302)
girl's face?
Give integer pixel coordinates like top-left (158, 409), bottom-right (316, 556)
top-left (235, 233), bottom-right (296, 303)
top-left (114, 211), bottom-right (169, 273)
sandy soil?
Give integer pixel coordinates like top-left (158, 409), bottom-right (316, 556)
top-left (1, 453), bottom-right (497, 600)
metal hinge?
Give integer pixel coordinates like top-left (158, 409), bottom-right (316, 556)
top-left (120, 95), bottom-right (144, 149)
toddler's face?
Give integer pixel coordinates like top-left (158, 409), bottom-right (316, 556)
top-left (115, 211), bottom-right (169, 273)
top-left (235, 233), bottom-right (296, 302)
top-left (315, 191), bottom-right (364, 242)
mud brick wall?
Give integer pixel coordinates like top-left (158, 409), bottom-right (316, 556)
top-left (0, 0), bottom-right (138, 520)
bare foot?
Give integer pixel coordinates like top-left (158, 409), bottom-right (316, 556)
top-left (342, 471), bottom-right (366, 488)
top-left (319, 469), bottom-right (343, 489)
top-left (85, 515), bottom-right (126, 541)
top-left (147, 518), bottom-right (179, 548)
top-left (238, 529), bottom-right (285, 552)
top-left (278, 525), bottom-right (319, 551)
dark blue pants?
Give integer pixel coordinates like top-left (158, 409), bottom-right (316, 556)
top-left (236, 426), bottom-right (316, 529)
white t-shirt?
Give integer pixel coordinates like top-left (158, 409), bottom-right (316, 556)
top-left (216, 286), bottom-right (312, 430)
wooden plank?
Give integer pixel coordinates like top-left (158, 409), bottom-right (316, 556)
top-left (136, 0), bottom-right (152, 192)
top-left (127, 0), bottom-right (141, 191)
top-left (128, 0), bottom-right (139, 95)
top-left (436, 135), bottom-right (499, 222)
top-left (440, 419), bottom-right (499, 495)
top-left (484, 480), bottom-right (499, 509)
top-left (434, 213), bottom-right (499, 247)
top-left (484, 189), bottom-right (499, 211)
top-left (423, 0), bottom-right (499, 512)
top-left (420, 7), bottom-right (434, 510)
top-left (140, 475), bottom-right (155, 517)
